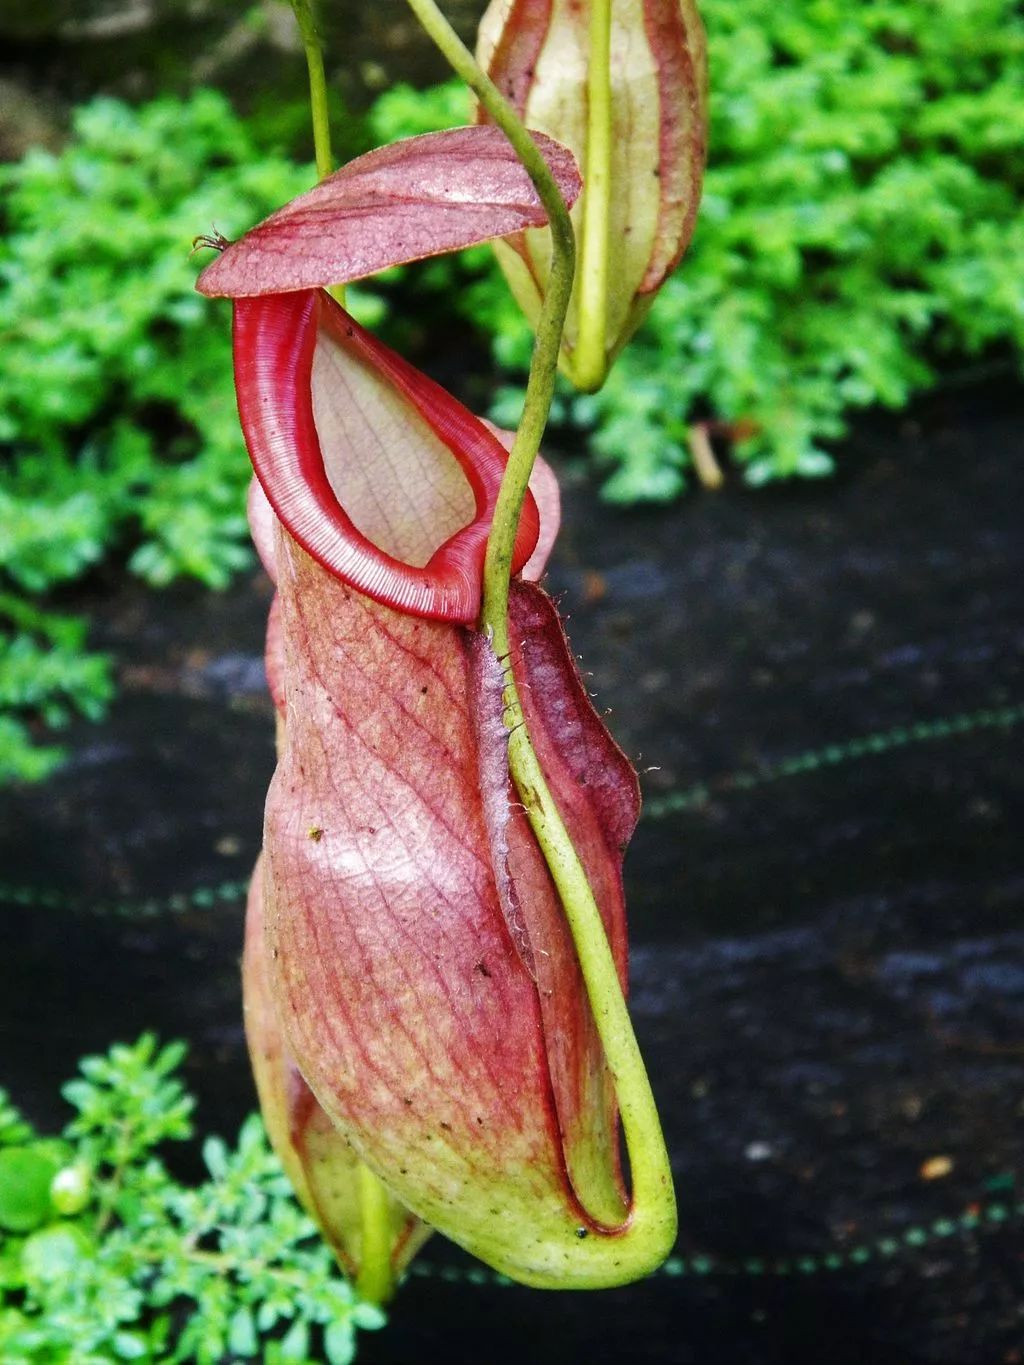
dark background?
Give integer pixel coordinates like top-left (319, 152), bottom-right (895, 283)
top-left (2, 375), bottom-right (1022, 1363)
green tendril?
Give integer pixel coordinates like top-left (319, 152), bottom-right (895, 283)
top-left (403, 0), bottom-right (677, 1284)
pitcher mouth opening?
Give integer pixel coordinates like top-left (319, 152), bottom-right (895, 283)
top-left (231, 289), bottom-right (541, 623)
top-left (311, 317), bottom-right (476, 571)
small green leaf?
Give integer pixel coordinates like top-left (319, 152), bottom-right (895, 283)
top-left (21, 1224), bottom-right (92, 1283)
top-left (324, 1320), bottom-right (356, 1365)
top-left (203, 1136), bottom-right (229, 1180)
top-left (113, 1331), bottom-right (149, 1360)
top-left (0, 1235), bottom-right (27, 1289)
top-left (352, 1303), bottom-right (387, 1331)
top-left (228, 1305), bottom-right (258, 1357)
top-left (279, 1318), bottom-right (311, 1360)
top-left (0, 1148), bottom-right (60, 1232)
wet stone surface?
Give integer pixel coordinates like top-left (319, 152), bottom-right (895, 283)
top-left (1, 379), bottom-right (1023, 1363)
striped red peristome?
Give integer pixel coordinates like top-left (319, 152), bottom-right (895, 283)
top-left (199, 124), bottom-right (581, 622)
top-left (233, 289), bottom-right (541, 623)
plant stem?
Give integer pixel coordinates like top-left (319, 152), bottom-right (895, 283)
top-left (399, 0), bottom-right (575, 601)
top-left (404, 0), bottom-right (677, 1277)
top-left (290, 0), bottom-right (334, 183)
top-left (402, 0), bottom-right (575, 243)
top-left (354, 1164), bottom-right (396, 1304)
top-left (289, 6), bottom-right (348, 313)
top-left (687, 421), bottom-right (726, 489)
top-left (573, 0), bottom-right (613, 392)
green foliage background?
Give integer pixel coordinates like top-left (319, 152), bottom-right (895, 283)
top-left (1, 0), bottom-right (1023, 779)
top-left (409, 0), bottom-right (1024, 498)
top-left (0, 93), bottom-right (309, 780)
top-left (592, 0), bottom-right (1024, 497)
top-left (0, 1035), bottom-right (383, 1363)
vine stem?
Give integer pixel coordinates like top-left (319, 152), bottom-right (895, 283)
top-left (290, 0), bottom-right (334, 182)
top-left (403, 0), bottom-right (677, 1278)
top-left (354, 1165), bottom-right (397, 1304)
top-left (290, 0), bottom-right (346, 304)
top-left (573, 0), bottom-right (613, 392)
